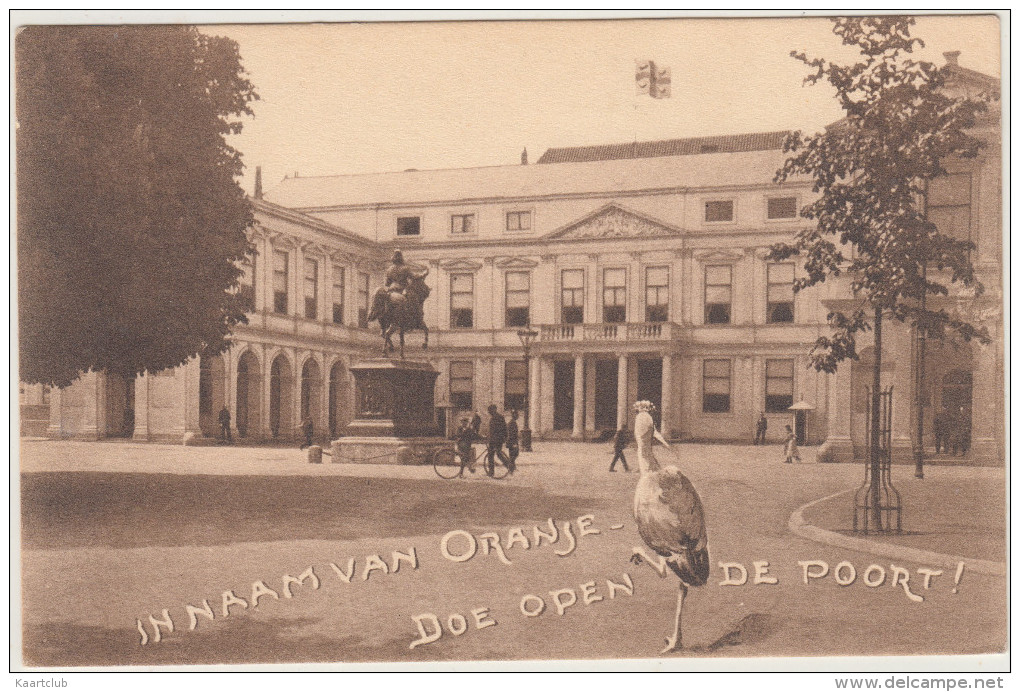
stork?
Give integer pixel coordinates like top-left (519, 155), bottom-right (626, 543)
top-left (630, 401), bottom-right (709, 653)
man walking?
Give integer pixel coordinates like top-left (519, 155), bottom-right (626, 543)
top-left (485, 404), bottom-right (512, 477)
top-left (610, 424), bottom-right (630, 472)
top-left (754, 412), bottom-right (768, 445)
top-left (506, 410), bottom-right (521, 473)
top-left (218, 406), bottom-right (232, 444)
top-left (300, 416), bottom-right (314, 450)
top-left (451, 417), bottom-right (478, 475)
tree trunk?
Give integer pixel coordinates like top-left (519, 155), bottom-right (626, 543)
top-left (914, 263), bottom-right (927, 479)
top-left (870, 306), bottom-right (883, 530)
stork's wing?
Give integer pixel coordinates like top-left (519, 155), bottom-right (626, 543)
top-left (635, 467), bottom-right (708, 558)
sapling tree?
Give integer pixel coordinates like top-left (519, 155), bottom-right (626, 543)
top-left (771, 17), bottom-right (993, 526)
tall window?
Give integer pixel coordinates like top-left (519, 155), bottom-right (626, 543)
top-left (304, 258), bottom-right (318, 319)
top-left (504, 360), bottom-right (527, 412)
top-left (332, 265), bottom-right (345, 324)
top-left (602, 268), bottom-right (627, 323)
top-left (397, 216), bottom-right (421, 236)
top-left (506, 210), bottom-right (531, 231)
top-left (450, 273), bottom-right (474, 328)
top-left (645, 266), bottom-right (669, 322)
top-left (703, 359), bottom-right (731, 413)
top-left (705, 200), bottom-right (734, 222)
top-left (451, 214), bottom-right (476, 235)
top-left (765, 359), bottom-right (795, 412)
top-left (450, 361), bottom-right (474, 409)
top-left (704, 265), bottom-right (732, 324)
top-left (505, 271), bottom-right (530, 327)
top-left (239, 255), bottom-right (255, 312)
top-left (767, 263), bottom-right (795, 323)
top-left (273, 250), bottom-right (289, 314)
top-left (561, 269), bottom-right (584, 324)
top-left (358, 272), bottom-right (370, 328)
top-left (928, 173), bottom-right (972, 241)
top-left (767, 196), bottom-right (798, 220)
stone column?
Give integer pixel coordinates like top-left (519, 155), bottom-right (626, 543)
top-left (572, 354), bottom-right (585, 438)
top-left (970, 340), bottom-right (1000, 464)
top-left (132, 374), bottom-right (150, 441)
top-left (528, 355), bottom-right (541, 435)
top-left (817, 363), bottom-right (854, 463)
top-left (46, 386), bottom-right (63, 438)
top-left (660, 353), bottom-right (673, 439)
top-left (616, 353), bottom-right (629, 428)
top-left (262, 348), bottom-right (274, 439)
top-left (540, 358), bottom-right (555, 436)
top-left (180, 359), bottom-right (203, 438)
top-left (293, 351), bottom-right (305, 441)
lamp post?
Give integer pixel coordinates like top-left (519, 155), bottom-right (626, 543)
top-left (517, 328), bottom-right (539, 452)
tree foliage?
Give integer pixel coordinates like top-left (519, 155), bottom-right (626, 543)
top-left (16, 25), bottom-right (259, 387)
top-left (770, 17), bottom-right (993, 373)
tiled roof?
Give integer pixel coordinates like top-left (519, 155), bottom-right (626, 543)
top-left (536, 131), bottom-right (791, 164)
top-left (264, 147), bottom-right (798, 210)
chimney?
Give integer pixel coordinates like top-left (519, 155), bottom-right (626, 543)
top-left (943, 51), bottom-right (961, 66)
top-left (294, 171), bottom-right (299, 178)
top-left (521, 147), bottom-right (528, 165)
top-left (253, 166), bottom-right (263, 200)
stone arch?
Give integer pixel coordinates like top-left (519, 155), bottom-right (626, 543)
top-left (269, 353), bottom-right (294, 439)
top-left (300, 357), bottom-right (322, 426)
top-left (199, 353), bottom-right (227, 437)
top-left (235, 350), bottom-right (261, 439)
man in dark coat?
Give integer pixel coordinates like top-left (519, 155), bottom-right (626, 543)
top-left (610, 425), bottom-right (630, 472)
top-left (754, 412), bottom-right (768, 445)
top-left (300, 416), bottom-right (314, 450)
top-left (506, 410), bottom-right (520, 471)
top-left (485, 404), bottom-right (512, 477)
top-left (451, 417), bottom-right (478, 475)
top-left (218, 406), bottom-right (232, 443)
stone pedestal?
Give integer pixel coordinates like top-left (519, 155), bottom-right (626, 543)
top-left (333, 359), bottom-right (450, 465)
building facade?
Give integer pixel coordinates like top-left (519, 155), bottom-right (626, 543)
top-left (41, 57), bottom-right (1003, 464)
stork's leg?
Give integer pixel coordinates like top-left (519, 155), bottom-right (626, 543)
top-left (661, 582), bottom-right (688, 653)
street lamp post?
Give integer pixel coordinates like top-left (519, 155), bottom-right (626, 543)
top-left (517, 328), bottom-right (539, 452)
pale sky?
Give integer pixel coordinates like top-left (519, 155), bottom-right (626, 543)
top-left (206, 14), bottom-right (1001, 197)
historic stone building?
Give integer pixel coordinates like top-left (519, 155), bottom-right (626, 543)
top-left (40, 55), bottom-right (1002, 464)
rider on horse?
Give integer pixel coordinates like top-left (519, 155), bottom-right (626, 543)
top-left (369, 249), bottom-right (429, 323)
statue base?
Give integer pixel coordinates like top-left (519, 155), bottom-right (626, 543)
top-left (335, 359), bottom-right (449, 465)
top-left (331, 436), bottom-right (451, 465)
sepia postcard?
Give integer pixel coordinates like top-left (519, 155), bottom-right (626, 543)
top-left (12, 11), bottom-right (1007, 676)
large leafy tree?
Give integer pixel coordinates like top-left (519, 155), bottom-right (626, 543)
top-left (771, 17), bottom-right (993, 525)
top-left (16, 25), bottom-right (258, 388)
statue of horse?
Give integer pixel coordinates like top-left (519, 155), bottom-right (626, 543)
top-left (367, 269), bottom-right (430, 359)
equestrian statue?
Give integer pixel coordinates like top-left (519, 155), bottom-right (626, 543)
top-left (366, 250), bottom-right (430, 358)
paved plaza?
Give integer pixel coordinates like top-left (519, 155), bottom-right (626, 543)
top-left (17, 438), bottom-right (1006, 667)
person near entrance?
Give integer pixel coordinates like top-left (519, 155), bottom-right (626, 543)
top-left (300, 416), bottom-right (314, 450)
top-left (783, 424), bottom-right (801, 463)
top-left (610, 424), bottom-right (630, 472)
top-left (218, 406), bottom-right (232, 444)
top-left (506, 410), bottom-right (521, 468)
top-left (754, 412), bottom-right (768, 445)
top-left (485, 405), bottom-right (512, 477)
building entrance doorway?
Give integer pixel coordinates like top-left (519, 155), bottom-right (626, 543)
top-left (104, 373), bottom-right (135, 438)
top-left (637, 358), bottom-right (662, 427)
top-left (235, 352), bottom-right (261, 439)
top-left (940, 370), bottom-right (972, 452)
top-left (594, 359), bottom-right (618, 430)
top-left (553, 360), bottom-right (575, 431)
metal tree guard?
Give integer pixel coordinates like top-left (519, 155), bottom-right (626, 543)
top-left (853, 386), bottom-right (902, 534)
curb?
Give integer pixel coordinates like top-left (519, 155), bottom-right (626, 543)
top-left (788, 489), bottom-right (1007, 577)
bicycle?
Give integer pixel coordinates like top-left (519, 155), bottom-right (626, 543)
top-left (433, 446), bottom-right (510, 480)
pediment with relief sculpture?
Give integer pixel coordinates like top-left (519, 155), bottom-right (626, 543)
top-left (546, 203), bottom-right (682, 240)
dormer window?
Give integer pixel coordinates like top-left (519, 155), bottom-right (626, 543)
top-left (705, 200), bottom-right (734, 223)
top-left (767, 196), bottom-right (798, 220)
top-left (397, 216), bottom-right (421, 236)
